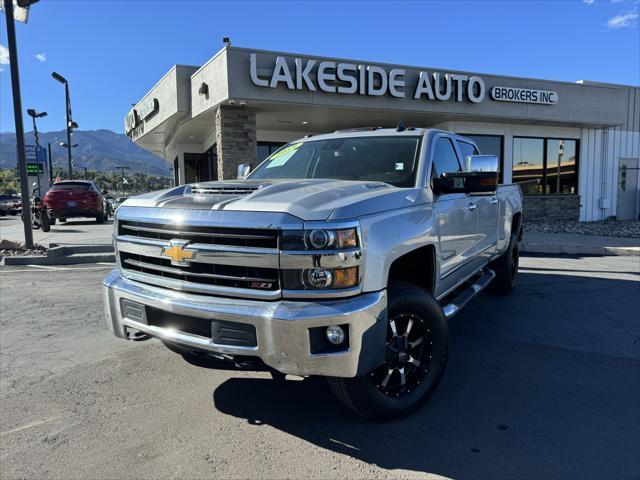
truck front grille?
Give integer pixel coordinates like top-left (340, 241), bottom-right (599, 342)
top-left (120, 252), bottom-right (279, 291)
top-left (119, 221), bottom-right (277, 249)
top-left (117, 220), bottom-right (280, 299)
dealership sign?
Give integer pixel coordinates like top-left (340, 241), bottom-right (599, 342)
top-left (250, 53), bottom-right (559, 106)
top-left (490, 87), bottom-right (558, 105)
top-left (125, 98), bottom-right (158, 136)
top-left (137, 97), bottom-right (159, 121)
top-left (250, 53), bottom-right (486, 103)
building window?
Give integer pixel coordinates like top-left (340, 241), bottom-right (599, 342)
top-left (513, 137), bottom-right (578, 195)
top-left (459, 134), bottom-right (504, 183)
top-left (257, 142), bottom-right (286, 163)
top-left (546, 139), bottom-right (577, 194)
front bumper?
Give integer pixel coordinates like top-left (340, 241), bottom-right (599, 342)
top-left (103, 270), bottom-right (387, 378)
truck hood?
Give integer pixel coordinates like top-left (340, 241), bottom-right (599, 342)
top-left (122, 179), bottom-right (428, 221)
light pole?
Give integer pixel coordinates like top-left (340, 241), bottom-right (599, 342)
top-left (47, 142), bottom-right (53, 184)
top-left (27, 109), bottom-right (47, 196)
top-left (117, 166), bottom-right (130, 198)
top-left (51, 71), bottom-right (78, 180)
top-left (3, 0), bottom-right (35, 248)
top-left (75, 165), bottom-right (88, 179)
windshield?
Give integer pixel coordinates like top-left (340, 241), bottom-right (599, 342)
top-left (51, 182), bottom-right (91, 191)
top-left (248, 136), bottom-right (421, 187)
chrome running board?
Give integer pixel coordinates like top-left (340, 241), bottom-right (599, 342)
top-left (442, 269), bottom-right (495, 319)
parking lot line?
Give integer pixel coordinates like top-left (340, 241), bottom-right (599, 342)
top-left (0, 264), bottom-right (114, 273)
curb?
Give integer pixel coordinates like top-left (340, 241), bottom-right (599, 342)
top-left (1, 244), bottom-right (115, 266)
top-left (521, 242), bottom-right (640, 257)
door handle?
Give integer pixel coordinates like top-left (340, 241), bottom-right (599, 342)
top-left (490, 197), bottom-right (498, 205)
top-left (468, 202), bottom-right (478, 211)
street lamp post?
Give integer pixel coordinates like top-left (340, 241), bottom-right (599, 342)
top-left (76, 165), bottom-right (88, 180)
top-left (117, 166), bottom-right (130, 198)
top-left (47, 142), bottom-right (53, 184)
top-left (27, 108), bottom-right (47, 196)
top-left (3, 0), bottom-right (34, 247)
top-left (51, 71), bottom-right (77, 180)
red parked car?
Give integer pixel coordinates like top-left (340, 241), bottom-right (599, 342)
top-left (44, 180), bottom-right (107, 224)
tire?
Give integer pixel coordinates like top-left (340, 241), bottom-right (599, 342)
top-left (95, 211), bottom-right (105, 224)
top-left (0, 210), bottom-right (6, 217)
top-left (490, 229), bottom-right (520, 295)
top-left (40, 211), bottom-right (50, 232)
top-left (327, 281), bottom-right (449, 421)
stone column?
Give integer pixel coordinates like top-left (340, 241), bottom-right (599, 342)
top-left (215, 105), bottom-right (257, 180)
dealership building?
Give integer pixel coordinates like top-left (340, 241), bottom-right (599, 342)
top-left (125, 46), bottom-right (640, 222)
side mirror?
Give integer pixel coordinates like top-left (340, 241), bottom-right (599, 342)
top-left (237, 163), bottom-right (251, 180)
top-left (432, 154), bottom-right (499, 194)
top-left (464, 154), bottom-right (498, 173)
top-left (433, 170), bottom-right (498, 196)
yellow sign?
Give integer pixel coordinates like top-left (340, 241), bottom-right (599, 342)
top-left (161, 243), bottom-right (194, 265)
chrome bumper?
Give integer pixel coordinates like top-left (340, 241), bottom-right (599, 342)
top-left (103, 270), bottom-right (387, 378)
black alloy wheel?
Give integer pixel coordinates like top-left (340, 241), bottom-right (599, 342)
top-left (327, 282), bottom-right (449, 421)
top-left (371, 312), bottom-right (433, 397)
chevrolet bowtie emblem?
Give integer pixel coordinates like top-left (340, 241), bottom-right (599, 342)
top-left (161, 240), bottom-right (194, 266)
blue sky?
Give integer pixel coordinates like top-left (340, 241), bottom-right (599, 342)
top-left (1, 0), bottom-right (639, 134)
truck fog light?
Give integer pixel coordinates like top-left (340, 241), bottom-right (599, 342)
top-left (305, 268), bottom-right (333, 288)
top-left (307, 229), bottom-right (335, 249)
top-left (326, 325), bottom-right (345, 345)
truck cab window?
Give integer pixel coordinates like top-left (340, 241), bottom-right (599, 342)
top-left (457, 141), bottom-right (478, 161)
top-left (432, 137), bottom-right (461, 177)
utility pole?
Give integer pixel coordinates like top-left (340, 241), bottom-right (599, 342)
top-left (27, 109), bottom-right (47, 196)
top-left (3, 0), bottom-right (33, 247)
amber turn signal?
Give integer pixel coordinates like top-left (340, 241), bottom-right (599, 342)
top-left (333, 266), bottom-right (359, 288)
top-left (336, 228), bottom-right (358, 249)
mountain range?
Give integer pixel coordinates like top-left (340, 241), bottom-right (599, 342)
top-left (0, 129), bottom-right (170, 176)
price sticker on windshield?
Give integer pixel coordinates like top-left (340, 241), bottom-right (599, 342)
top-left (266, 143), bottom-right (302, 168)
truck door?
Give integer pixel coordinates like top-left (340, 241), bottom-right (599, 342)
top-left (431, 136), bottom-right (479, 293)
top-left (457, 140), bottom-right (499, 264)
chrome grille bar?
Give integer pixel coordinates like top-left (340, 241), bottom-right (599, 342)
top-left (120, 223), bottom-right (274, 240)
top-left (116, 235), bottom-right (279, 269)
top-left (123, 258), bottom-right (277, 283)
top-left (121, 270), bottom-right (281, 300)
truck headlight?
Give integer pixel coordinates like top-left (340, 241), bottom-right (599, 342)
top-left (282, 227), bottom-right (358, 250)
top-left (307, 229), bottom-right (335, 249)
top-left (283, 266), bottom-right (359, 290)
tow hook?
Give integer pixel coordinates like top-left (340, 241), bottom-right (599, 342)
top-left (125, 327), bottom-right (152, 341)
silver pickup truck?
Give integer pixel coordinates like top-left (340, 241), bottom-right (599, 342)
top-left (104, 127), bottom-right (523, 420)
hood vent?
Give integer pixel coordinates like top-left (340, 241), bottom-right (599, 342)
top-left (191, 184), bottom-right (261, 196)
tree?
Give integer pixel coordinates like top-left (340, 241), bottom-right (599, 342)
top-left (0, 168), bottom-right (171, 196)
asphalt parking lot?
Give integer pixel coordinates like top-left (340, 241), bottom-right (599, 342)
top-left (0, 255), bottom-right (639, 480)
top-left (0, 215), bottom-right (113, 246)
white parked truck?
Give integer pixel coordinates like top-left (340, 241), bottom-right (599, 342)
top-left (104, 127), bottom-right (523, 420)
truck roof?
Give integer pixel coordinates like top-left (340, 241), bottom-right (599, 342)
top-left (295, 127), bottom-right (451, 143)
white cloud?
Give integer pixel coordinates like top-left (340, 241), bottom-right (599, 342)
top-left (0, 44), bottom-right (9, 65)
top-left (33, 52), bottom-right (46, 63)
top-left (606, 11), bottom-right (639, 28)
top-left (583, 0), bottom-right (595, 4)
